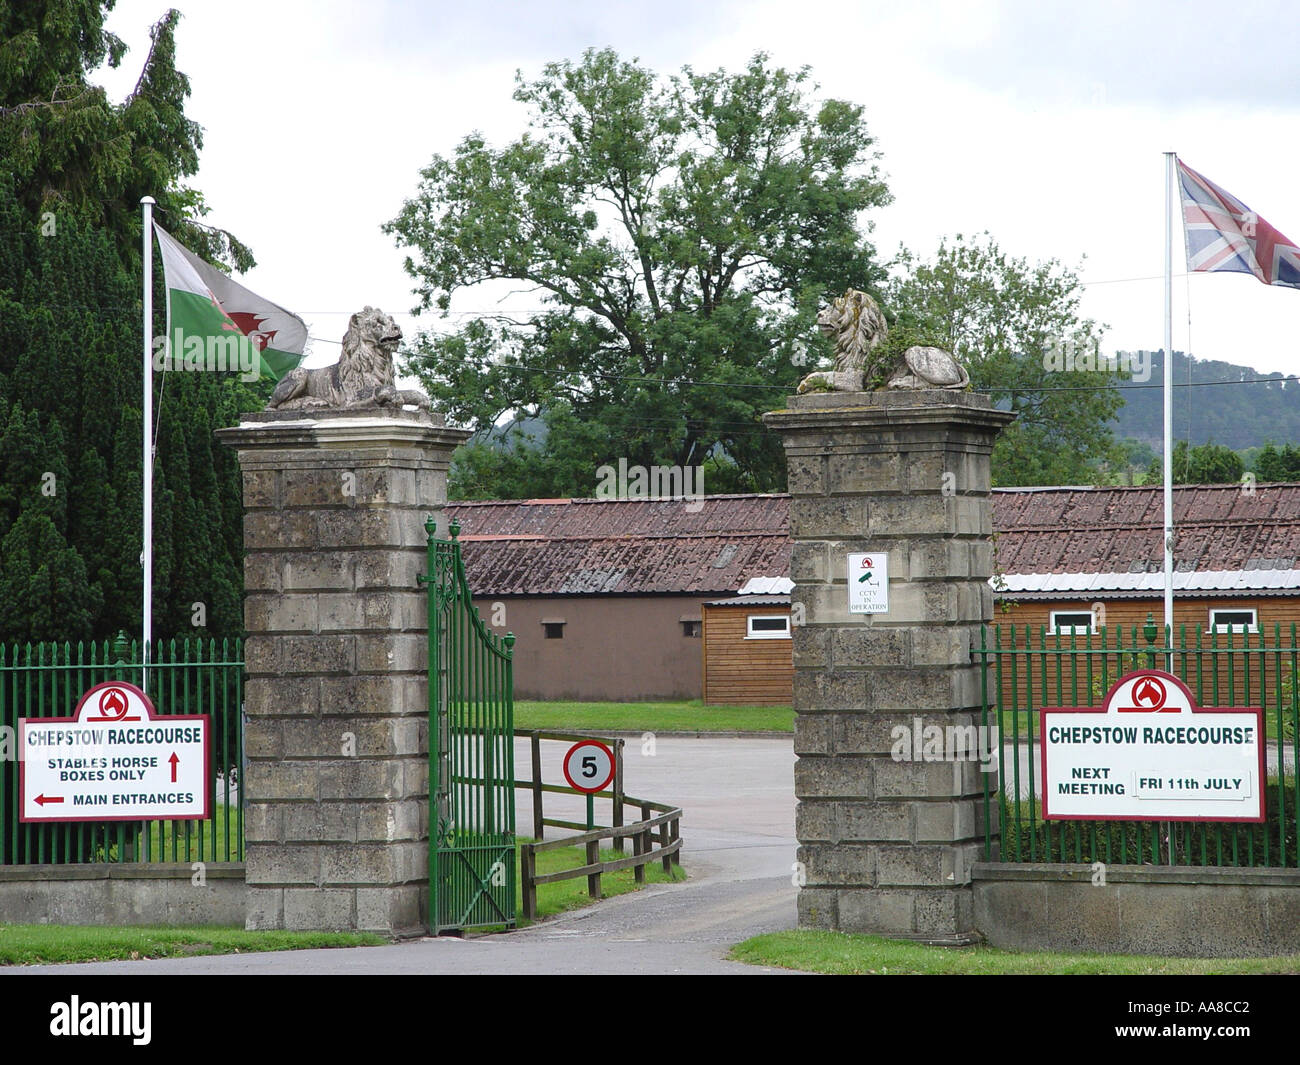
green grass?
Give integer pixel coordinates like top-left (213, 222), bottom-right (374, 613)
top-left (518, 838), bottom-right (685, 924)
top-left (0, 924), bottom-right (385, 966)
top-left (34, 805), bottom-right (245, 864)
top-left (730, 930), bottom-right (1300, 975)
top-left (0, 842), bottom-right (682, 961)
top-left (515, 699), bottom-right (792, 733)
top-left (138, 803), bottom-right (243, 863)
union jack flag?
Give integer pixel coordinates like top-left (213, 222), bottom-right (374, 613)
top-left (1178, 159), bottom-right (1300, 289)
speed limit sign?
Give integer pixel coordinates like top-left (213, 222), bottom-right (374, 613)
top-left (563, 740), bottom-right (615, 793)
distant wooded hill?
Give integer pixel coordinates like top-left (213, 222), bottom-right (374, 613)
top-left (1115, 351), bottom-right (1300, 450)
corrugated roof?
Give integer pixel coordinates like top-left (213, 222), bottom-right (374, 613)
top-left (992, 484), bottom-right (1300, 576)
top-left (1001, 569), bottom-right (1300, 594)
top-left (448, 494), bottom-right (788, 539)
top-left (447, 484), bottom-right (1300, 597)
top-left (705, 594), bottom-right (792, 607)
top-left (447, 495), bottom-right (789, 596)
top-left (738, 576), bottom-right (795, 595)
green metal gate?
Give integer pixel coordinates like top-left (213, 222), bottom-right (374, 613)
top-left (421, 517), bottom-right (517, 932)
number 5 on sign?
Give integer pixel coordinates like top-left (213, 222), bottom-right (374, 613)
top-left (563, 740), bottom-right (615, 793)
top-left (847, 552), bottom-right (889, 614)
top-left (563, 740), bottom-right (615, 832)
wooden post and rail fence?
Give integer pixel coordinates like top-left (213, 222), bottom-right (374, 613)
top-left (515, 729), bottom-right (682, 922)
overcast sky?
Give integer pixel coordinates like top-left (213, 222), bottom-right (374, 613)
top-left (98, 0), bottom-right (1300, 381)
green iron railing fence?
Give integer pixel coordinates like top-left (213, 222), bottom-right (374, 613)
top-left (976, 622), bottom-right (1300, 867)
top-left (423, 518), bottom-right (517, 932)
top-left (0, 634), bottom-right (244, 865)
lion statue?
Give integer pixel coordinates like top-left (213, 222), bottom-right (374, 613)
top-left (267, 306), bottom-right (430, 411)
top-left (796, 289), bottom-right (969, 394)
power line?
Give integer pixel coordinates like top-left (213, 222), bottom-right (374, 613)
top-left (400, 355), bottom-right (1299, 396)
top-left (13, 304), bottom-right (1297, 396)
top-left (1022, 373), bottom-right (1299, 394)
top-left (1078, 272), bottom-right (1191, 287)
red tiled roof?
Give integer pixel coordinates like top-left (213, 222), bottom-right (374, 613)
top-left (446, 485), bottom-right (1300, 595)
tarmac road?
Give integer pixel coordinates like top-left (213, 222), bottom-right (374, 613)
top-left (12, 737), bottom-right (800, 975)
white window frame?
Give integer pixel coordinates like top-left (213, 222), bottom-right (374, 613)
top-left (746, 614), bottom-right (791, 640)
top-left (1209, 608), bottom-right (1258, 634)
top-left (1049, 609), bottom-right (1095, 635)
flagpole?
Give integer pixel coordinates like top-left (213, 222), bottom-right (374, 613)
top-left (1162, 154), bottom-right (1175, 641)
top-left (141, 196), bottom-right (155, 683)
top-left (1162, 152), bottom-right (1176, 867)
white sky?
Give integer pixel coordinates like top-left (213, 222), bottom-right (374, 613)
top-left (98, 0), bottom-right (1300, 379)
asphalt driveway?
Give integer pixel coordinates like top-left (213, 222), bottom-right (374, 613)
top-left (12, 737), bottom-right (799, 975)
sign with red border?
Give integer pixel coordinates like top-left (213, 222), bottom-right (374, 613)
top-left (19, 681), bottom-right (210, 823)
top-left (1041, 670), bottom-right (1265, 822)
top-left (562, 740), bottom-right (615, 794)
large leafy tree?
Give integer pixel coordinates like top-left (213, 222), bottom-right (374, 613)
top-left (0, 3), bottom-right (260, 644)
top-left (386, 49), bottom-right (890, 497)
top-left (0, 2), bottom-right (250, 269)
top-left (888, 233), bottom-right (1123, 486)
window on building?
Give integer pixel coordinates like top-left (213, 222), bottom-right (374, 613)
top-left (747, 614), bottom-right (790, 639)
top-left (1049, 610), bottom-right (1095, 635)
top-left (542, 621), bottom-right (565, 639)
top-left (1209, 609), bottom-right (1257, 634)
top-left (681, 620), bottom-right (702, 638)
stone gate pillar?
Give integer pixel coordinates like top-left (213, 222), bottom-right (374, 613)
top-left (217, 409), bottom-right (469, 936)
top-left (764, 391), bottom-right (1014, 943)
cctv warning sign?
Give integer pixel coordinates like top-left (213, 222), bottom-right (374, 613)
top-left (20, 681), bottom-right (209, 822)
top-left (847, 553), bottom-right (889, 614)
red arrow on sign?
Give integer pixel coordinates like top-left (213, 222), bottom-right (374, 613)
top-left (169, 752), bottom-right (179, 783)
top-left (35, 794), bottom-right (64, 806)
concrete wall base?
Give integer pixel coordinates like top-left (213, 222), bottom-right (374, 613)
top-left (974, 862), bottom-right (1300, 957)
top-left (0, 863), bottom-right (245, 926)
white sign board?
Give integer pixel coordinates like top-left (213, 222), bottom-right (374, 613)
top-left (1041, 671), bottom-right (1264, 822)
top-left (847, 553), bottom-right (889, 614)
top-left (20, 681), bottom-right (210, 823)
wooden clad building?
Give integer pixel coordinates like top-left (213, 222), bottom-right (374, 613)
top-left (701, 582), bottom-right (795, 705)
top-left (992, 484), bottom-right (1300, 636)
top-left (446, 495), bottom-right (790, 701)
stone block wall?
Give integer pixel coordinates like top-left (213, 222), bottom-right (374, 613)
top-left (217, 409), bottom-right (468, 935)
top-left (765, 391), bottom-right (1014, 942)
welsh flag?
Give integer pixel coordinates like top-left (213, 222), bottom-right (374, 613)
top-left (154, 224), bottom-right (308, 381)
